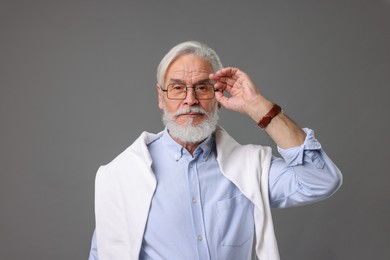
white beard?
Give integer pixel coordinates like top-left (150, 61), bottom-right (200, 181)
top-left (162, 105), bottom-right (219, 143)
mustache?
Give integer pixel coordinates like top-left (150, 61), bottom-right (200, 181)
top-left (173, 107), bottom-right (207, 116)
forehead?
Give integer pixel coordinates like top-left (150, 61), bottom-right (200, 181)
top-left (164, 54), bottom-right (213, 84)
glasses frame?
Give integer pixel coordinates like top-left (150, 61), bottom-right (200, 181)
top-left (159, 82), bottom-right (218, 100)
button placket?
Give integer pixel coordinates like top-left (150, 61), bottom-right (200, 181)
top-left (187, 157), bottom-right (210, 259)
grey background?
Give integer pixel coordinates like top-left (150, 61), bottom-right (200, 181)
top-left (1, 0), bottom-right (389, 259)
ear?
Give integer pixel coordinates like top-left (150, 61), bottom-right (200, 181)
top-left (156, 84), bottom-right (164, 110)
top-left (217, 89), bottom-right (223, 109)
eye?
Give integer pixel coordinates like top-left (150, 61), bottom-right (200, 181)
top-left (195, 83), bottom-right (211, 92)
top-left (170, 84), bottom-right (186, 91)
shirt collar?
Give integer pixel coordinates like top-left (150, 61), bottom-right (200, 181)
top-left (161, 128), bottom-right (215, 161)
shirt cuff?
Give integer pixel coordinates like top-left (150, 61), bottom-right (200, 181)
top-left (276, 128), bottom-right (322, 166)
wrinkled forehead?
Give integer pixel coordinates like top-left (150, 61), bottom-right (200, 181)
top-left (164, 55), bottom-right (213, 84)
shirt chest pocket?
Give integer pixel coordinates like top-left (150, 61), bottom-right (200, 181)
top-left (216, 194), bottom-right (255, 247)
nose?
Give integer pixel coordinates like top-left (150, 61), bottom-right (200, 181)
top-left (183, 87), bottom-right (199, 105)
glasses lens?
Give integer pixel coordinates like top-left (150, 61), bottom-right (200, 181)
top-left (166, 83), bottom-right (215, 100)
top-left (195, 83), bottom-right (214, 99)
top-left (167, 84), bottom-right (187, 99)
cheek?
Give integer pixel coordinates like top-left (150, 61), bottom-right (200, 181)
top-left (202, 100), bottom-right (218, 113)
top-left (162, 99), bottom-right (181, 113)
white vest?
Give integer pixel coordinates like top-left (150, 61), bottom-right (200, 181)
top-left (95, 126), bottom-right (280, 260)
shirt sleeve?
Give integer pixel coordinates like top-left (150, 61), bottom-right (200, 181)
top-left (88, 230), bottom-right (99, 260)
top-left (268, 128), bottom-right (342, 208)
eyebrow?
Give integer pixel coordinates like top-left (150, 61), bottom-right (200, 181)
top-left (168, 78), bottom-right (212, 84)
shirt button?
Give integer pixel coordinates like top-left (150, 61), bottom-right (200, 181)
top-left (197, 235), bottom-right (203, 241)
top-left (192, 197), bottom-right (197, 204)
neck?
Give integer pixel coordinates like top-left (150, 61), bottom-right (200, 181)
top-left (170, 133), bottom-right (205, 155)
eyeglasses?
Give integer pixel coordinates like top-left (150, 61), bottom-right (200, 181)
top-left (160, 82), bottom-right (217, 100)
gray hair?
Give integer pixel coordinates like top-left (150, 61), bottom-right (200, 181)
top-left (157, 41), bottom-right (223, 86)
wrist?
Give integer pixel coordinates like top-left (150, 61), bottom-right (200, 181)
top-left (257, 103), bottom-right (283, 129)
top-left (246, 96), bottom-right (274, 122)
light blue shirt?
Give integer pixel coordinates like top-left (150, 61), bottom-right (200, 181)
top-left (89, 128), bottom-right (341, 260)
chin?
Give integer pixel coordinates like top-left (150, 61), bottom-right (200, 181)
top-left (177, 118), bottom-right (204, 127)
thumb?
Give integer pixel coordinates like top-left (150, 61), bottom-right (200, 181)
top-left (215, 91), bottom-right (230, 109)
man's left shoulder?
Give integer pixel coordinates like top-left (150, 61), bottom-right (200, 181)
top-left (215, 126), bottom-right (272, 158)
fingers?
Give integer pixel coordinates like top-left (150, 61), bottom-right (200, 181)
top-left (214, 90), bottom-right (231, 109)
top-left (212, 68), bottom-right (238, 109)
top-left (212, 67), bottom-right (240, 78)
top-left (210, 68), bottom-right (237, 81)
top-left (210, 66), bottom-right (246, 81)
top-left (210, 67), bottom-right (242, 92)
top-left (213, 80), bottom-right (235, 92)
top-left (212, 67), bottom-right (262, 113)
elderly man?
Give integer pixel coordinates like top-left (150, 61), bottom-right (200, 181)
top-left (89, 41), bottom-right (342, 260)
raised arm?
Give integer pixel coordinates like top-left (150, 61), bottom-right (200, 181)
top-left (210, 67), bottom-right (342, 207)
top-left (210, 67), bottom-right (305, 149)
